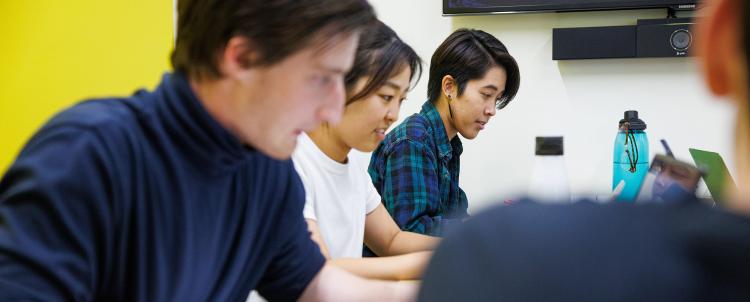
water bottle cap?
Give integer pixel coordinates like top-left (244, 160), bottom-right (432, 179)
top-left (535, 136), bottom-right (563, 155)
top-left (618, 110), bottom-right (647, 130)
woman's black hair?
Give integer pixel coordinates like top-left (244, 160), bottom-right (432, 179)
top-left (427, 28), bottom-right (520, 110)
top-left (344, 20), bottom-right (422, 104)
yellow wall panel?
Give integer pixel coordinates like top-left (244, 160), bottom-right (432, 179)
top-left (0, 1), bottom-right (174, 173)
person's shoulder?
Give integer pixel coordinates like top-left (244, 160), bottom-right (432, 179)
top-left (663, 202), bottom-right (750, 249)
top-left (44, 92), bottom-right (150, 139)
top-left (396, 113), bottom-right (431, 140)
top-left (380, 114), bottom-right (432, 152)
top-left (20, 93), bottom-right (155, 157)
top-left (347, 154), bottom-right (374, 182)
top-left (450, 200), bottom-right (750, 258)
top-left (421, 201), bottom-right (721, 301)
top-left (465, 201), bottom-right (668, 233)
top-left (441, 201), bottom-right (686, 255)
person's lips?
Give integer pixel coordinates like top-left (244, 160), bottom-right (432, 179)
top-left (476, 121), bottom-right (487, 130)
top-left (374, 128), bottom-right (386, 139)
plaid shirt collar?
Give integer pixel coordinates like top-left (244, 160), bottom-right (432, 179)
top-left (420, 101), bottom-right (463, 160)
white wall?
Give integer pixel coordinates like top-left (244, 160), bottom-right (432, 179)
top-left (361, 1), bottom-right (737, 214)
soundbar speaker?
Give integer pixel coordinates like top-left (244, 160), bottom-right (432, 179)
top-left (553, 26), bottom-right (636, 60)
top-left (552, 18), bottom-right (695, 60)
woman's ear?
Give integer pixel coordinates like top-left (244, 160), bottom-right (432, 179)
top-left (441, 75), bottom-right (456, 99)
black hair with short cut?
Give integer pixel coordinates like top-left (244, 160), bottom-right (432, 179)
top-left (427, 28), bottom-right (520, 110)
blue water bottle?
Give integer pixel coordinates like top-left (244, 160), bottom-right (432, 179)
top-left (613, 110), bottom-right (649, 202)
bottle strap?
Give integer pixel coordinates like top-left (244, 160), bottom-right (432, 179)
top-left (622, 122), bottom-right (639, 173)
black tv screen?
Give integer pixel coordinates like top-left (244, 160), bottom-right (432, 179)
top-left (444, 0), bottom-right (699, 15)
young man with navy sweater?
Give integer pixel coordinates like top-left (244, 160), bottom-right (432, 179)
top-left (0, 0), bottom-right (416, 301)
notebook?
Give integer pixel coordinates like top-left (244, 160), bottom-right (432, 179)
top-left (689, 148), bottom-right (737, 205)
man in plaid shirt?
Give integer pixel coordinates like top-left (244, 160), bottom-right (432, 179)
top-left (369, 29), bottom-right (520, 236)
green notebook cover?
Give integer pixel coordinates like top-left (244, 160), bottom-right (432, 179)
top-left (689, 148), bottom-right (737, 204)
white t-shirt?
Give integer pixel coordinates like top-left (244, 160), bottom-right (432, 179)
top-left (292, 133), bottom-right (381, 259)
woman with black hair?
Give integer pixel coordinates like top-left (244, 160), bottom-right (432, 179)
top-left (291, 20), bottom-right (439, 281)
top-left (369, 29), bottom-right (521, 236)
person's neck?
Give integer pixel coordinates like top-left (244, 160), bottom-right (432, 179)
top-left (435, 97), bottom-right (459, 140)
top-left (307, 126), bottom-right (351, 164)
top-left (188, 76), bottom-right (247, 141)
top-left (730, 103), bottom-right (750, 213)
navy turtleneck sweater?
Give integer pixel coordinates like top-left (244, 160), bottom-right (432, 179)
top-left (0, 73), bottom-right (324, 301)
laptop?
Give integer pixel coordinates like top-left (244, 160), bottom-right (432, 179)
top-left (689, 148), bottom-right (737, 205)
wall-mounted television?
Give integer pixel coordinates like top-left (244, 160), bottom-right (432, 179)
top-left (444, 0), bottom-right (699, 15)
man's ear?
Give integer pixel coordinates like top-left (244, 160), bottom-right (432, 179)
top-left (217, 36), bottom-right (259, 78)
top-left (442, 75), bottom-right (456, 99)
top-left (696, 0), bottom-right (741, 96)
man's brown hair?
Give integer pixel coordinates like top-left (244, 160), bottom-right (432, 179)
top-left (171, 0), bottom-right (376, 79)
